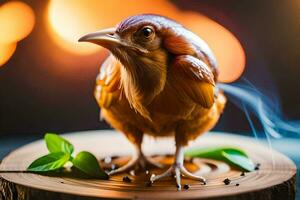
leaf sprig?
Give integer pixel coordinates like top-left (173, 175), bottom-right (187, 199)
top-left (27, 133), bottom-right (253, 178)
top-left (27, 133), bottom-right (108, 179)
top-left (185, 146), bottom-right (255, 172)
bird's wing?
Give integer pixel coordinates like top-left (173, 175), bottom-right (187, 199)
top-left (171, 55), bottom-right (215, 108)
top-left (163, 28), bottom-right (218, 80)
top-left (94, 55), bottom-right (121, 108)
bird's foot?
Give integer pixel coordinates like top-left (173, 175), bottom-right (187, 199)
top-left (150, 162), bottom-right (206, 190)
top-left (108, 153), bottom-right (163, 175)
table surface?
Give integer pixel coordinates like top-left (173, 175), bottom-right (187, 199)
top-left (0, 130), bottom-right (299, 199)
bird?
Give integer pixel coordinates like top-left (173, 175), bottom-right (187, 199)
top-left (79, 14), bottom-right (226, 190)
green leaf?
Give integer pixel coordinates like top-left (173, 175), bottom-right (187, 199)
top-left (27, 152), bottom-right (70, 172)
top-left (72, 151), bottom-right (108, 179)
top-left (185, 146), bottom-right (254, 172)
top-left (222, 150), bottom-right (254, 172)
top-left (45, 133), bottom-right (74, 154)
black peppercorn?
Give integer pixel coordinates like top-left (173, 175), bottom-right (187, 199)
top-left (223, 178), bottom-right (231, 185)
top-left (255, 163), bottom-right (261, 170)
top-left (183, 184), bottom-right (190, 190)
top-left (122, 176), bottom-right (132, 183)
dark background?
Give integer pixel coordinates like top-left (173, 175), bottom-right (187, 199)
top-left (0, 0), bottom-right (299, 136)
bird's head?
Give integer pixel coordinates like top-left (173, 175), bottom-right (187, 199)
top-left (79, 15), bottom-right (182, 107)
top-left (79, 15), bottom-right (170, 72)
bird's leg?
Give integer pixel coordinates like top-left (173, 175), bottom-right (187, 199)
top-left (150, 145), bottom-right (206, 190)
top-left (108, 142), bottom-right (163, 175)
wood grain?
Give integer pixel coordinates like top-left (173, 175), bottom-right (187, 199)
top-left (0, 130), bottom-right (297, 200)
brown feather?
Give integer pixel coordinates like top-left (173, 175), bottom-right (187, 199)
top-left (94, 55), bottom-right (120, 108)
top-left (171, 55), bottom-right (215, 108)
top-left (95, 54), bottom-right (225, 140)
top-left (164, 35), bottom-right (195, 55)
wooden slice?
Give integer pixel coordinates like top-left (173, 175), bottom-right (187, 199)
top-left (0, 130), bottom-right (297, 200)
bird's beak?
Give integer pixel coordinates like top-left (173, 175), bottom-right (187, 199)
top-left (78, 28), bottom-right (149, 54)
top-left (78, 28), bottom-right (122, 48)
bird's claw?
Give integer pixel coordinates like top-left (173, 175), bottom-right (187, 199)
top-left (108, 154), bottom-right (163, 175)
top-left (150, 163), bottom-right (206, 190)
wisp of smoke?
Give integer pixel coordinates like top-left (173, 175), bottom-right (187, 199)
top-left (218, 82), bottom-right (300, 139)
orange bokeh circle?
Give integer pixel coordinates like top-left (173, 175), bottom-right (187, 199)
top-left (0, 1), bottom-right (35, 44)
top-left (46, 0), bottom-right (180, 55)
top-left (0, 43), bottom-right (17, 66)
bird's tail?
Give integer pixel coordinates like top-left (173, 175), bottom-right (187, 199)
top-left (218, 82), bottom-right (300, 138)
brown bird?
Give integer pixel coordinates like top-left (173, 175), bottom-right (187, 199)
top-left (79, 14), bottom-right (226, 189)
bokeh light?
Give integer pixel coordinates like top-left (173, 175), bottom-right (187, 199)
top-left (0, 43), bottom-right (17, 66)
top-left (46, 0), bottom-right (245, 82)
top-left (47, 0), bottom-right (179, 55)
top-left (0, 1), bottom-right (35, 44)
top-left (0, 1), bottom-right (35, 67)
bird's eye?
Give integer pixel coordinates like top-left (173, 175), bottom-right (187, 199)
top-left (141, 27), bottom-right (154, 38)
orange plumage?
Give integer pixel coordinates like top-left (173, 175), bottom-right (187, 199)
top-left (79, 14), bottom-right (226, 189)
